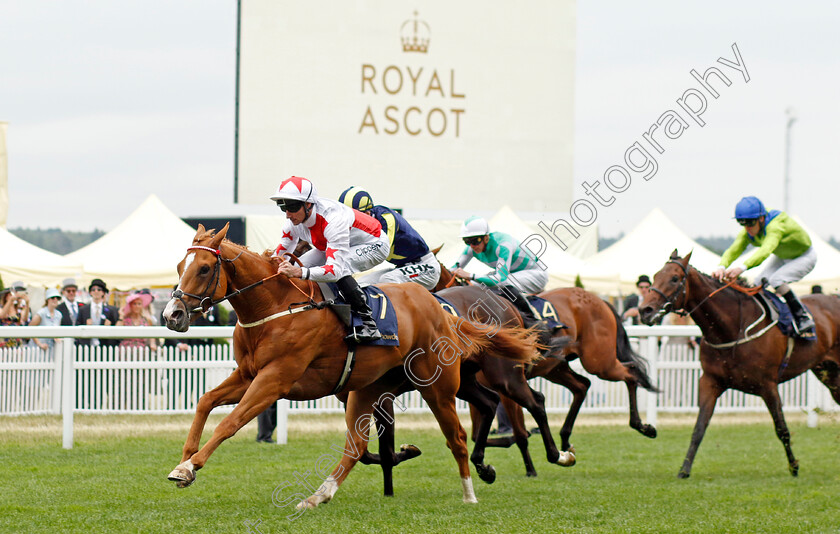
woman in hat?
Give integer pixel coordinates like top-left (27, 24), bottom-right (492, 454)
top-left (117, 292), bottom-right (157, 350)
top-left (28, 288), bottom-right (64, 351)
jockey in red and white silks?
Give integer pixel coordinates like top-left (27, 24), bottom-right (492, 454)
top-left (271, 176), bottom-right (389, 342)
top-left (271, 177), bottom-right (389, 283)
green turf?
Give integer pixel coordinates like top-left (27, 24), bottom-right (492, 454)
top-left (2, 412), bottom-right (840, 533)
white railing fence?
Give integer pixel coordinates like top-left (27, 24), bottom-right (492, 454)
top-left (0, 325), bottom-right (835, 449)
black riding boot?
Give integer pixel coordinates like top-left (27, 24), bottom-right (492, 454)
top-left (337, 275), bottom-right (382, 343)
top-left (782, 289), bottom-right (816, 337)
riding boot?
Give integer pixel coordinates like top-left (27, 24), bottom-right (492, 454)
top-left (782, 290), bottom-right (816, 337)
top-left (337, 275), bottom-right (382, 343)
top-left (502, 285), bottom-right (552, 347)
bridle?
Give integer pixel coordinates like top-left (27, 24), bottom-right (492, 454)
top-left (172, 245), bottom-right (273, 317)
top-left (648, 260), bottom-right (689, 321)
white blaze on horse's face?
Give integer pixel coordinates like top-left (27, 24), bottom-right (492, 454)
top-left (181, 252), bottom-right (196, 285)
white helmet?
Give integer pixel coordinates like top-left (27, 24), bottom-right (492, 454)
top-left (269, 176), bottom-right (318, 203)
top-left (460, 216), bottom-right (490, 238)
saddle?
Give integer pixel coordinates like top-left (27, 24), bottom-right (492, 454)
top-left (318, 283), bottom-right (400, 346)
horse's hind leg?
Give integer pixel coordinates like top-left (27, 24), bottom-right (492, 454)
top-left (679, 373), bottom-right (724, 478)
top-left (759, 384), bottom-right (799, 476)
top-left (543, 361), bottom-right (590, 453)
top-left (419, 381), bottom-right (477, 503)
top-left (624, 375), bottom-right (657, 439)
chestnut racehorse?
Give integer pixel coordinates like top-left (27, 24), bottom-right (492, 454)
top-left (162, 224), bottom-right (541, 508)
top-left (640, 251), bottom-right (840, 478)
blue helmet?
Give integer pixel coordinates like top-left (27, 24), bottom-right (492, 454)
top-left (338, 186), bottom-right (374, 212)
top-left (734, 196), bottom-right (766, 220)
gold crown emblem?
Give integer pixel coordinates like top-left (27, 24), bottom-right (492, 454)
top-left (400, 11), bottom-right (430, 53)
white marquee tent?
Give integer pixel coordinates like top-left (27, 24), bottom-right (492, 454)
top-left (580, 208), bottom-right (722, 296)
top-left (65, 195), bottom-right (196, 289)
top-left (789, 217), bottom-right (840, 294)
top-left (0, 227), bottom-right (82, 287)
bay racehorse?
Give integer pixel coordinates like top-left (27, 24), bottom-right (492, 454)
top-left (639, 251), bottom-right (840, 478)
top-left (358, 284), bottom-right (574, 495)
top-left (162, 224), bottom-right (541, 508)
top-left (366, 262), bottom-right (657, 490)
top-left (437, 263), bottom-right (659, 451)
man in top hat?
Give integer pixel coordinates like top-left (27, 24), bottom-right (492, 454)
top-left (57, 277), bottom-right (86, 327)
top-left (77, 278), bottom-right (119, 347)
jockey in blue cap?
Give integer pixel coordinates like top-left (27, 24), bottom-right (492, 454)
top-left (712, 196), bottom-right (816, 337)
top-left (338, 187), bottom-right (441, 291)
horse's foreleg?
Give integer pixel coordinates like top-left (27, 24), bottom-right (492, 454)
top-left (169, 368), bottom-right (284, 488)
top-left (760, 385), bottom-right (799, 476)
top-left (679, 374), bottom-right (723, 479)
top-left (179, 369), bottom-right (250, 462)
top-left (299, 389), bottom-right (379, 510)
top-left (458, 373), bottom-right (500, 483)
top-left (544, 362), bottom-right (590, 453)
top-left (501, 396), bottom-right (539, 475)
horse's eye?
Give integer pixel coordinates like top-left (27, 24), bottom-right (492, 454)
top-left (199, 265), bottom-right (211, 275)
top-left (671, 276), bottom-right (679, 283)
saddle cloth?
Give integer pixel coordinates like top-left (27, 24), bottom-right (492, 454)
top-left (758, 289), bottom-right (813, 340)
top-left (321, 283), bottom-right (400, 346)
top-left (526, 295), bottom-right (566, 330)
top-left (482, 287), bottom-right (566, 330)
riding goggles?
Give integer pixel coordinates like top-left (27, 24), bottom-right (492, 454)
top-left (737, 218), bottom-right (759, 227)
top-left (463, 236), bottom-right (483, 246)
top-left (276, 199), bottom-right (305, 213)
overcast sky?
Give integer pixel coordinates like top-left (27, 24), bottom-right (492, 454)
top-left (1, 1), bottom-right (838, 239)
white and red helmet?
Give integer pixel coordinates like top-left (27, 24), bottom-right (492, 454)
top-left (269, 176), bottom-right (318, 203)
top-left (459, 216), bottom-right (490, 238)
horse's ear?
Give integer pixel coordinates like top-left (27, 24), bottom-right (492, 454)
top-left (431, 244), bottom-right (443, 256)
top-left (209, 222), bottom-right (230, 248)
top-left (669, 249), bottom-right (680, 260)
top-left (683, 250), bottom-right (693, 265)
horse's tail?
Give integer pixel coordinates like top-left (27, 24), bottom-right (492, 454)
top-left (447, 314), bottom-right (543, 366)
top-left (605, 301), bottom-right (660, 393)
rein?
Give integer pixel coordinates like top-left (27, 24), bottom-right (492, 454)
top-left (174, 246), bottom-right (315, 319)
top-left (656, 260), bottom-right (776, 349)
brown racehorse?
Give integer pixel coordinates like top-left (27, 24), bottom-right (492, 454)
top-left (358, 284), bottom-right (574, 495)
top-left (366, 263), bottom-right (657, 489)
top-left (639, 251), bottom-right (840, 478)
top-left (161, 224), bottom-right (541, 508)
top-left (437, 263), bottom-right (659, 449)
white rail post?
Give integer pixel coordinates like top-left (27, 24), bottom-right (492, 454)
top-left (276, 399), bottom-right (289, 445)
top-left (806, 369), bottom-right (818, 428)
top-left (645, 335), bottom-right (659, 428)
top-left (61, 339), bottom-right (75, 449)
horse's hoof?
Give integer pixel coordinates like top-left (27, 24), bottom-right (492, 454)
top-left (526, 470), bottom-right (538, 477)
top-left (642, 425), bottom-right (657, 439)
top-left (167, 463), bottom-right (196, 488)
top-left (790, 461), bottom-right (799, 477)
top-left (677, 471), bottom-right (690, 479)
top-left (295, 498), bottom-right (316, 511)
top-left (556, 448), bottom-right (576, 467)
top-left (399, 443), bottom-right (422, 461)
top-left (476, 464), bottom-right (496, 484)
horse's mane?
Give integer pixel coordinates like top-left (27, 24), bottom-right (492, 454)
top-left (689, 265), bottom-right (759, 298)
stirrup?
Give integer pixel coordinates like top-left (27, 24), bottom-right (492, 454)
top-left (345, 324), bottom-right (382, 343)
